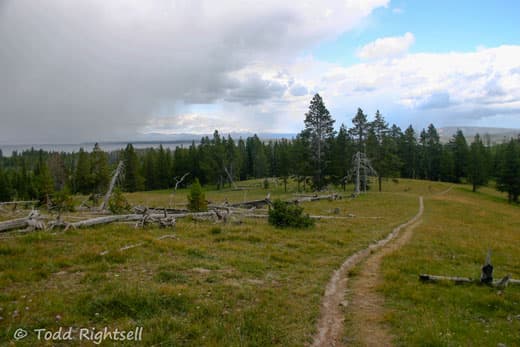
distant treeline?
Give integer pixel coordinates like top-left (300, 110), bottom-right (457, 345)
top-left (1, 95), bottom-right (520, 204)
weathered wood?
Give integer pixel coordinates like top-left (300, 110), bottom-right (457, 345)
top-left (173, 172), bottom-right (190, 191)
top-left (419, 274), bottom-right (475, 284)
top-left (99, 160), bottom-right (124, 211)
top-left (63, 211), bottom-right (216, 230)
top-left (419, 274), bottom-right (520, 287)
top-left (481, 249), bottom-right (494, 284)
top-left (0, 210), bottom-right (45, 232)
top-left (229, 199), bottom-right (271, 208)
top-left (0, 217), bottom-right (30, 232)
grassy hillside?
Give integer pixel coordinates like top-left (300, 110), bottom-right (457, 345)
top-left (1, 179), bottom-right (518, 346)
top-left (377, 185), bottom-right (520, 346)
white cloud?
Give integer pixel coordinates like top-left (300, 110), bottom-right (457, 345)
top-left (357, 32), bottom-right (415, 60)
top-left (142, 45), bottom-right (520, 134)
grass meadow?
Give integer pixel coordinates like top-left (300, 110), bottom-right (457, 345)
top-left (1, 178), bottom-right (518, 346)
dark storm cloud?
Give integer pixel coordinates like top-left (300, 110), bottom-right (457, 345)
top-left (0, 0), bottom-right (390, 143)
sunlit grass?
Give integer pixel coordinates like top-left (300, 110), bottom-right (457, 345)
top-left (0, 178), bottom-right (425, 346)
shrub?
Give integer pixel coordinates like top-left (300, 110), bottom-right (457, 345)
top-left (108, 188), bottom-right (131, 214)
top-left (52, 188), bottom-right (75, 212)
top-left (187, 178), bottom-right (207, 212)
top-left (268, 199), bottom-right (314, 228)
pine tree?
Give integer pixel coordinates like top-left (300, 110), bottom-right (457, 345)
top-left (122, 144), bottom-right (143, 192)
top-left (142, 148), bottom-right (157, 190)
top-left (447, 130), bottom-right (469, 182)
top-left (367, 111), bottom-right (401, 191)
top-left (399, 125), bottom-right (418, 179)
top-left (0, 165), bottom-right (11, 201)
top-left (350, 108), bottom-right (369, 152)
top-left (34, 152), bottom-right (54, 205)
top-left (74, 148), bottom-right (92, 194)
top-left (90, 143), bottom-right (110, 194)
top-left (303, 93), bottom-right (335, 189)
top-left (187, 178), bottom-right (207, 211)
top-left (497, 139), bottom-right (520, 203)
top-left (468, 134), bottom-right (489, 192)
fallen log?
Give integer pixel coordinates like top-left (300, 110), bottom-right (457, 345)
top-left (0, 217), bottom-right (31, 232)
top-left (64, 211), bottom-right (216, 230)
top-left (419, 274), bottom-right (474, 284)
top-left (0, 210), bottom-right (46, 233)
top-left (229, 199), bottom-right (271, 208)
top-left (419, 274), bottom-right (519, 287)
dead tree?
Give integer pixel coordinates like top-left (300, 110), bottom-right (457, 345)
top-left (223, 166), bottom-right (238, 189)
top-left (173, 172), bottom-right (190, 192)
top-left (345, 152), bottom-right (377, 196)
top-left (99, 161), bottom-right (124, 211)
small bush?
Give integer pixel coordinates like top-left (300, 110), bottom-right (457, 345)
top-left (108, 188), bottom-right (131, 214)
top-left (263, 178), bottom-right (269, 189)
top-left (187, 178), bottom-right (207, 212)
top-left (52, 188), bottom-right (75, 212)
top-left (268, 199), bottom-right (314, 228)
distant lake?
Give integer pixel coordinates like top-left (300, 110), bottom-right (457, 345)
top-left (0, 141), bottom-right (194, 157)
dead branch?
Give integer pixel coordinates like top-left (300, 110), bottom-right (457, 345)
top-left (173, 172), bottom-right (190, 192)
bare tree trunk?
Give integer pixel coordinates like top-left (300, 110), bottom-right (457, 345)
top-left (100, 161), bottom-right (124, 211)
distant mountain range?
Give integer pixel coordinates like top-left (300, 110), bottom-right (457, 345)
top-left (438, 126), bottom-right (520, 144)
top-left (131, 132), bottom-right (297, 142)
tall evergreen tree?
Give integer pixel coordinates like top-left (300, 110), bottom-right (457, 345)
top-left (0, 165), bottom-right (11, 201)
top-left (90, 143), bottom-right (110, 194)
top-left (303, 93), bottom-right (336, 189)
top-left (34, 152), bottom-right (54, 204)
top-left (468, 134), bottom-right (489, 192)
top-left (399, 125), bottom-right (418, 179)
top-left (122, 144), bottom-right (143, 192)
top-left (331, 124), bottom-right (353, 190)
top-left (447, 129), bottom-right (469, 182)
top-left (497, 139), bottom-right (520, 203)
top-left (349, 108), bottom-right (369, 152)
top-left (74, 148), bottom-right (91, 194)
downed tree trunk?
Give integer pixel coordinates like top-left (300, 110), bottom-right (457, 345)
top-left (64, 211), bottom-right (216, 230)
top-left (229, 198), bottom-right (271, 209)
top-left (419, 274), bottom-right (519, 287)
top-left (0, 217), bottom-right (30, 232)
top-left (419, 274), bottom-right (474, 284)
top-left (0, 210), bottom-right (46, 233)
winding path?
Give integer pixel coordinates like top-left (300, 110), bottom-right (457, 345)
top-left (312, 196), bottom-right (424, 347)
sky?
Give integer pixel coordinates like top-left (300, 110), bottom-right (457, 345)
top-left (1, 0), bottom-right (520, 144)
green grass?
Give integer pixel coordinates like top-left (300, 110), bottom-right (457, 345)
top-left (378, 184), bottom-right (520, 346)
top-left (5, 178), bottom-right (514, 346)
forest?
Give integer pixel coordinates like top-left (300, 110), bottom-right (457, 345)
top-left (1, 94), bottom-right (519, 204)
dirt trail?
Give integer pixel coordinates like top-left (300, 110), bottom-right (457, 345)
top-left (347, 218), bottom-right (422, 346)
top-left (311, 197), bottom-right (424, 347)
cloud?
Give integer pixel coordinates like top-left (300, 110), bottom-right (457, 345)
top-left (284, 45), bottom-right (520, 129)
top-left (0, 0), bottom-right (388, 143)
top-left (357, 32), bottom-right (415, 60)
top-left (289, 84), bottom-right (309, 96)
top-left (416, 92), bottom-right (452, 109)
